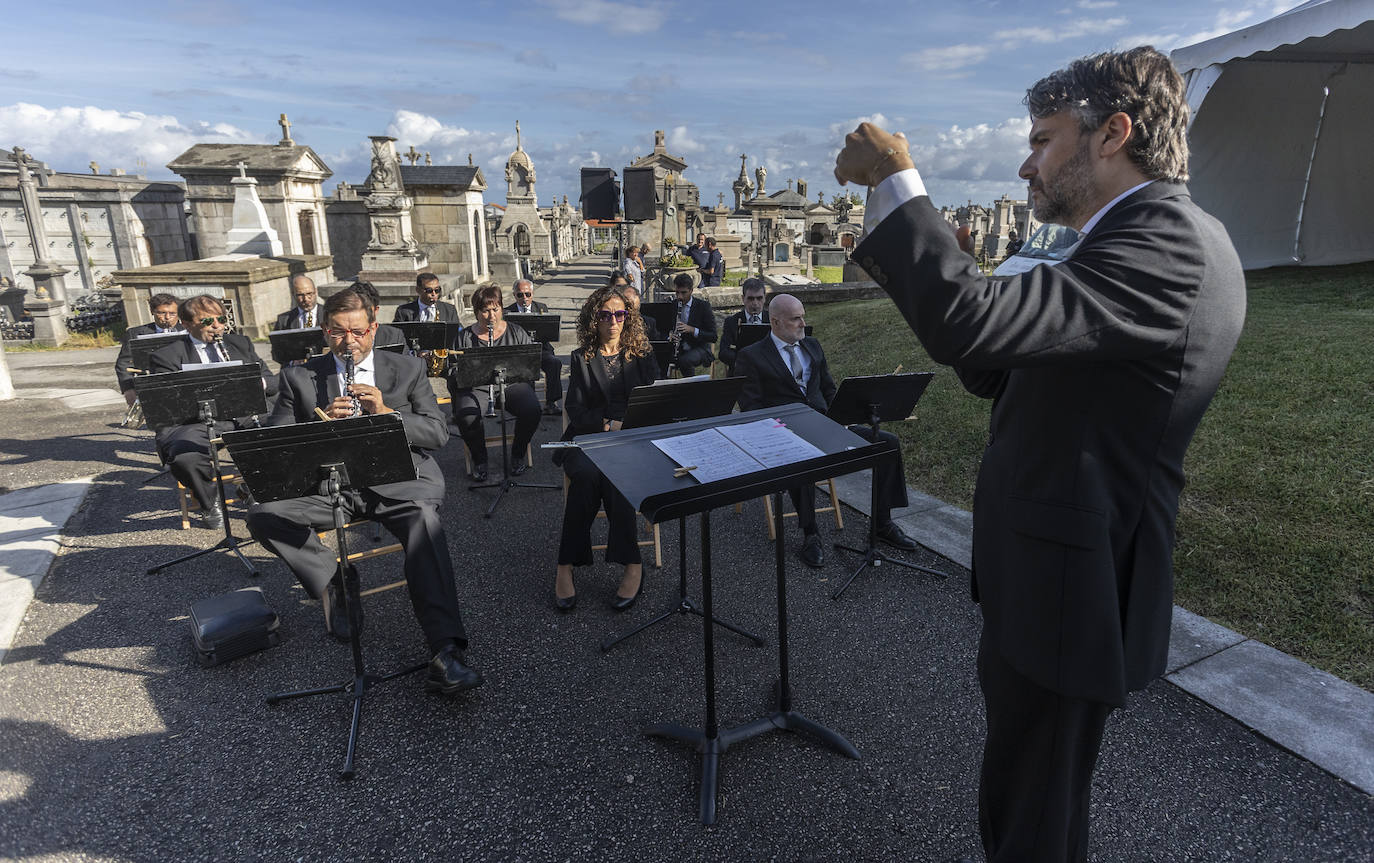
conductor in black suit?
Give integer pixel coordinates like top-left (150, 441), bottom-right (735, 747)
top-left (272, 275), bottom-right (323, 331)
top-left (504, 277), bottom-right (563, 414)
top-left (669, 273), bottom-right (716, 376)
top-left (115, 292), bottom-right (182, 406)
top-left (148, 295), bottom-right (276, 530)
top-left (393, 272), bottom-right (460, 324)
top-left (834, 47), bottom-right (1246, 862)
top-left (734, 293), bottom-right (917, 569)
top-left (246, 289), bottom-right (482, 695)
top-left (717, 277), bottom-right (768, 374)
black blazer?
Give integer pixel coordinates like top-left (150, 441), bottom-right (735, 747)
top-left (855, 182), bottom-right (1246, 705)
top-left (115, 322), bottom-right (182, 392)
top-left (734, 335), bottom-right (834, 414)
top-left (562, 349), bottom-right (660, 439)
top-left (394, 300), bottom-right (460, 323)
top-left (147, 332), bottom-right (277, 449)
top-left (718, 309), bottom-right (769, 371)
top-left (267, 351), bottom-right (449, 501)
top-left (675, 298), bottom-right (717, 351)
top-left (504, 300), bottom-right (549, 315)
top-left (273, 303), bottom-right (324, 331)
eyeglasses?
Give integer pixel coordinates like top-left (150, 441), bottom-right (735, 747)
top-left (595, 309), bottom-right (629, 323)
top-left (325, 327), bottom-right (372, 339)
top-left (515, 291), bottom-right (533, 297)
top-left (197, 315), bottom-right (228, 326)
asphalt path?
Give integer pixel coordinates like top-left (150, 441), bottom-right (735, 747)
top-left (0, 395), bottom-right (1370, 862)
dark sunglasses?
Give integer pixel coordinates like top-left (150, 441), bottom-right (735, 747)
top-left (197, 315), bottom-right (228, 326)
top-left (515, 291), bottom-right (533, 297)
top-left (595, 309), bottom-right (629, 323)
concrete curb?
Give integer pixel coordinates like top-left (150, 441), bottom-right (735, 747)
top-left (829, 470), bottom-right (1374, 795)
top-left (0, 477), bottom-right (94, 664)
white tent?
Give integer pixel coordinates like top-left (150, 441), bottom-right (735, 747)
top-left (1171, 0), bottom-right (1374, 269)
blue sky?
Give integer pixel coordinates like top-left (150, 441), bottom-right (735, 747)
top-left (1, 0), bottom-right (1297, 208)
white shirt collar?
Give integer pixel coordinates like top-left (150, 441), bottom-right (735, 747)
top-left (1078, 180), bottom-right (1153, 238)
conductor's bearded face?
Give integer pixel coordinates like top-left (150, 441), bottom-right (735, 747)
top-left (324, 309), bottom-right (377, 363)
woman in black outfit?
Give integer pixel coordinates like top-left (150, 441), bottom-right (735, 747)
top-left (554, 284), bottom-right (659, 611)
top-left (448, 283), bottom-right (542, 481)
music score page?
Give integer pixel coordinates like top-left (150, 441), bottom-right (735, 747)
top-left (651, 418), bottom-right (826, 484)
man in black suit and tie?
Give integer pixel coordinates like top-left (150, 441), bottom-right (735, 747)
top-left (835, 47), bottom-right (1246, 862)
top-left (504, 278), bottom-right (563, 414)
top-left (246, 289), bottom-right (481, 695)
top-left (734, 293), bottom-right (918, 569)
top-left (393, 272), bottom-right (461, 324)
top-left (148, 295), bottom-right (276, 529)
top-left (717, 277), bottom-right (768, 374)
top-left (116, 292), bottom-right (183, 407)
top-left (669, 273), bottom-right (717, 377)
top-left (272, 275), bottom-right (323, 331)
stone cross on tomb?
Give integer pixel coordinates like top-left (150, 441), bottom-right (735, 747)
top-left (717, 192), bottom-right (725, 208)
top-left (404, 146), bottom-right (421, 165)
top-left (278, 113), bottom-right (293, 145)
top-left (236, 161), bottom-right (248, 179)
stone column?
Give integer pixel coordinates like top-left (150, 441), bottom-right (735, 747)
top-left (8, 147), bottom-right (71, 304)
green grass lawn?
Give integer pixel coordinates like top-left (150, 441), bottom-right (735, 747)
top-left (809, 263), bottom-right (1374, 689)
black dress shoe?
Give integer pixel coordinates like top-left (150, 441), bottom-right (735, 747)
top-left (469, 463), bottom-right (488, 482)
top-left (322, 575), bottom-right (357, 642)
top-left (555, 571), bottom-right (577, 612)
top-left (200, 504), bottom-right (224, 531)
top-left (610, 576), bottom-right (643, 612)
top-left (425, 644), bottom-right (483, 695)
top-left (876, 521), bottom-right (919, 551)
top-left (800, 533), bottom-right (825, 569)
top-left (542, 402), bottom-right (562, 416)
top-left (510, 456), bottom-right (528, 476)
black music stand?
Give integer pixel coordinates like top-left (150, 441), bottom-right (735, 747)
top-left (223, 413), bottom-right (424, 780)
top-left (448, 343), bottom-right (558, 516)
top-left (504, 313), bottom-right (560, 344)
top-left (268, 327), bottom-right (326, 365)
top-left (639, 301), bottom-right (678, 339)
top-left (734, 323), bottom-right (771, 353)
top-left (121, 331), bottom-right (186, 430)
top-left (600, 377), bottom-right (762, 653)
top-left (135, 364), bottom-right (268, 577)
top-left (648, 340), bottom-right (674, 377)
top-left (827, 372), bottom-right (947, 599)
top-left (580, 404), bottom-right (888, 824)
top-left (392, 320), bottom-right (461, 352)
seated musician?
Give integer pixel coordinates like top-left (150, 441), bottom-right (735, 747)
top-left (734, 293), bottom-right (919, 569)
top-left (448, 284), bottom-right (542, 482)
top-left (669, 273), bottom-right (717, 377)
top-left (272, 275), bottom-right (323, 331)
top-left (348, 280), bottom-right (406, 350)
top-left (394, 272), bottom-right (461, 323)
top-left (116, 292), bottom-right (182, 407)
top-left (148, 295), bottom-right (276, 530)
top-left (504, 278), bottom-right (564, 416)
top-left (615, 274), bottom-right (661, 340)
top-left (245, 289), bottom-right (482, 695)
top-left (717, 278), bottom-right (768, 375)
top-left (553, 284), bottom-right (659, 612)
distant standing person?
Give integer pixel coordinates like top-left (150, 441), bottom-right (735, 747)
top-left (698, 237), bottom-right (724, 287)
top-left (834, 46), bottom-right (1245, 862)
top-left (621, 245), bottom-right (644, 293)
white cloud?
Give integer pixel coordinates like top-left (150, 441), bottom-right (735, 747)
top-left (537, 0), bottom-right (668, 35)
top-left (827, 113), bottom-right (892, 137)
top-left (0, 102), bottom-right (264, 176)
top-left (992, 17), bottom-right (1128, 44)
top-left (1077, 0), bottom-right (1118, 8)
top-left (667, 125), bottom-right (704, 154)
top-left (908, 116), bottom-right (1032, 184)
top-left (904, 44), bottom-right (991, 72)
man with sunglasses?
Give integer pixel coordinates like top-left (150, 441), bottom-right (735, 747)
top-left (148, 295), bottom-right (276, 530)
top-left (503, 278), bottom-right (563, 415)
top-left (393, 273), bottom-right (461, 325)
top-left (246, 289), bottom-right (482, 695)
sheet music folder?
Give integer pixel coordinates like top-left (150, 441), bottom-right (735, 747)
top-left (132, 364), bottom-right (268, 432)
top-left (504, 313), bottom-right (560, 343)
top-left (576, 403), bottom-right (892, 524)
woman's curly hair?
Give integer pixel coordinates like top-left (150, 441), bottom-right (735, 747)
top-left (575, 284), bottom-right (651, 362)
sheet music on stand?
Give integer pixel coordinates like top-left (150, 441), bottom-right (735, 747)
top-left (651, 417), bottom-right (825, 484)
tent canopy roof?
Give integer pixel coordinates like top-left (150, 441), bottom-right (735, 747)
top-left (1172, 0), bottom-right (1374, 71)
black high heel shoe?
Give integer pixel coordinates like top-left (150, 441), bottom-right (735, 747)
top-left (555, 570), bottom-right (577, 612)
top-left (609, 574), bottom-right (643, 612)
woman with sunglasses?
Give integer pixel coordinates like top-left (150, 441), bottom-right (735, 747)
top-left (552, 284), bottom-right (660, 612)
top-left (449, 283), bottom-right (542, 482)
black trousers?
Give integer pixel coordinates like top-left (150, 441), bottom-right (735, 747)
top-left (541, 346), bottom-right (564, 405)
top-left (977, 627), bottom-right (1114, 863)
top-left (789, 426), bottom-right (907, 534)
top-left (674, 344), bottom-right (714, 377)
top-left (160, 425), bottom-right (217, 510)
top-left (558, 447), bottom-right (641, 566)
top-left (449, 382), bottom-right (540, 466)
top-left (246, 460), bottom-right (467, 653)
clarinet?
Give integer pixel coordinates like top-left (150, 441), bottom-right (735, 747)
top-left (343, 352), bottom-right (361, 417)
top-left (670, 301), bottom-right (684, 361)
top-left (209, 333), bottom-right (230, 362)
top-left (484, 322), bottom-right (497, 417)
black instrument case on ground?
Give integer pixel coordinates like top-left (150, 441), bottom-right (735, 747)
top-left (189, 586), bottom-right (281, 667)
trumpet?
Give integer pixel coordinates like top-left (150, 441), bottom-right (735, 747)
top-left (343, 352), bottom-right (362, 417)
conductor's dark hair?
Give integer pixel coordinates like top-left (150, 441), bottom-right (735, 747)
top-left (349, 280), bottom-right (381, 309)
top-left (673, 272), bottom-right (694, 290)
top-left (148, 292), bottom-right (178, 311)
top-left (416, 272), bottom-right (440, 289)
top-left (324, 287), bottom-right (374, 324)
top-left (1025, 46), bottom-right (1189, 182)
